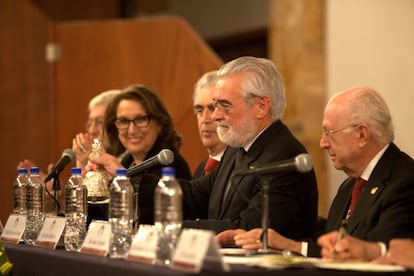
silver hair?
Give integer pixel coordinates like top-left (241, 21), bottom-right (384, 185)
top-left (88, 89), bottom-right (122, 111)
top-left (335, 87), bottom-right (394, 144)
top-left (193, 70), bottom-right (218, 102)
top-left (217, 56), bottom-right (286, 121)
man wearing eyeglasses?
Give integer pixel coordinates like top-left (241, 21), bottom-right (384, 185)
top-left (192, 71), bottom-right (227, 179)
top-left (228, 86), bottom-right (414, 258)
top-left (180, 56), bottom-right (319, 244)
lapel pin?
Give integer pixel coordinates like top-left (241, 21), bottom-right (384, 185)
top-left (370, 187), bottom-right (378, 195)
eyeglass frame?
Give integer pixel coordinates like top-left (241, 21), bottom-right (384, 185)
top-left (114, 114), bottom-right (152, 130)
top-left (322, 124), bottom-right (360, 139)
top-left (212, 93), bottom-right (260, 114)
top-left (85, 118), bottom-right (104, 130)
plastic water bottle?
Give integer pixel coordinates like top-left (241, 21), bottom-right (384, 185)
top-left (154, 167), bottom-right (183, 266)
top-left (13, 168), bottom-right (29, 215)
top-left (108, 168), bottom-right (134, 258)
top-left (23, 167), bottom-right (45, 245)
top-left (64, 167), bottom-right (88, 251)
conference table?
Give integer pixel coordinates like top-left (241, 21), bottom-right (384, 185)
top-left (5, 243), bottom-right (412, 276)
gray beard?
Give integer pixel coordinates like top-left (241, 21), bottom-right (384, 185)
top-left (217, 116), bottom-right (258, 147)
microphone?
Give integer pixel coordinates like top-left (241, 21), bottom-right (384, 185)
top-left (233, 153), bottom-right (313, 176)
top-left (127, 149), bottom-right (174, 177)
top-left (44, 148), bottom-right (76, 182)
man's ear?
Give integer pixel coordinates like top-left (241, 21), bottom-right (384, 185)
top-left (255, 96), bottom-right (271, 119)
top-left (356, 124), bottom-right (369, 147)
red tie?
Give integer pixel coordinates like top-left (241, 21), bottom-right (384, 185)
top-left (204, 158), bottom-right (219, 175)
top-left (349, 177), bottom-right (367, 216)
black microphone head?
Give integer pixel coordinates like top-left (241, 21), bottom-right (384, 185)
top-left (294, 153), bottom-right (313, 173)
top-left (62, 148), bottom-right (76, 162)
top-left (157, 149), bottom-right (174, 165)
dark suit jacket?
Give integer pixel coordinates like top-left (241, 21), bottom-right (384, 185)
top-left (193, 158), bottom-right (207, 179)
top-left (123, 142), bottom-right (192, 225)
top-left (182, 120), bottom-right (318, 240)
top-left (308, 143), bottom-right (414, 256)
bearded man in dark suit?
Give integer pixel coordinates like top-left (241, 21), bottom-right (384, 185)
top-left (181, 56), bottom-right (318, 243)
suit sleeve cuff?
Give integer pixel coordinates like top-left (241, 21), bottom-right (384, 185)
top-left (377, 242), bottom-right (387, 257)
top-left (301, 241), bottom-right (308, 257)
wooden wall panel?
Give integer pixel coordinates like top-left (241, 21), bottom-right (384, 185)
top-left (52, 16), bottom-right (223, 176)
top-left (32, 0), bottom-right (123, 21)
top-left (269, 0), bottom-right (327, 216)
top-left (0, 0), bottom-right (53, 222)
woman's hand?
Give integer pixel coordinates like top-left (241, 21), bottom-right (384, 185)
top-left (87, 152), bottom-right (123, 177)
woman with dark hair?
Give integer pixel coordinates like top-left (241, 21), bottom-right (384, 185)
top-left (89, 84), bottom-right (192, 225)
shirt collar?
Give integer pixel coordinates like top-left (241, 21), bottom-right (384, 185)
top-left (360, 144), bottom-right (389, 181)
top-left (209, 148), bottom-right (226, 162)
top-left (242, 124), bottom-right (272, 152)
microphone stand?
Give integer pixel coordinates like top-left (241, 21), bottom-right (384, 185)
top-left (132, 175), bottom-right (142, 233)
top-left (52, 174), bottom-right (61, 216)
top-left (258, 178), bottom-right (270, 253)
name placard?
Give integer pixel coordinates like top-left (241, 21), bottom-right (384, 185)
top-left (35, 216), bottom-right (66, 249)
top-left (127, 224), bottom-right (159, 264)
top-left (80, 220), bottom-right (111, 256)
top-left (171, 228), bottom-right (229, 272)
top-left (1, 214), bottom-right (26, 244)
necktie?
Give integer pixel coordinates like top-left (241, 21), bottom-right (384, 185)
top-left (235, 147), bottom-right (246, 168)
top-left (203, 158), bottom-right (219, 175)
top-left (348, 177), bottom-right (367, 216)
top-left (222, 148), bottom-right (246, 204)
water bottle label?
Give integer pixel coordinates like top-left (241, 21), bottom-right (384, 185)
top-left (1, 214), bottom-right (26, 244)
top-left (35, 216), bottom-right (66, 249)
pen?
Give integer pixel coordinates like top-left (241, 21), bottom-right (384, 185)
top-left (333, 219), bottom-right (348, 259)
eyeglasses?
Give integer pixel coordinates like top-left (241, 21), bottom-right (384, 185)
top-left (212, 100), bottom-right (240, 114)
top-left (212, 93), bottom-right (260, 114)
top-left (114, 115), bottom-right (151, 130)
top-left (86, 118), bottom-right (104, 130)
top-left (322, 124), bottom-right (359, 139)
top-left (193, 103), bottom-right (215, 116)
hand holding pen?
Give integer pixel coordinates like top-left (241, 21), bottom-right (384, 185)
top-left (317, 219), bottom-right (350, 260)
top-left (332, 219), bottom-right (348, 260)
top-left (319, 225), bottom-right (386, 262)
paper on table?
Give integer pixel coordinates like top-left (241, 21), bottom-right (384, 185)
top-left (313, 260), bottom-right (406, 272)
top-left (221, 251), bottom-right (406, 272)
top-left (219, 248), bottom-right (253, 256)
top-left (221, 250), bottom-right (316, 269)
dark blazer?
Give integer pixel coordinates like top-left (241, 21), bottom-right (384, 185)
top-left (124, 142), bottom-right (192, 225)
top-left (308, 143), bottom-right (414, 256)
top-left (193, 158), bottom-right (207, 179)
top-left (182, 120), bottom-right (318, 240)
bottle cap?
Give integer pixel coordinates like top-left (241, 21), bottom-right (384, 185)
top-left (30, 167), bottom-right (40, 174)
top-left (71, 167), bottom-right (82, 174)
top-left (18, 168), bottom-right (28, 174)
top-left (115, 168), bottom-right (127, 176)
top-left (161, 167), bottom-right (175, 176)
